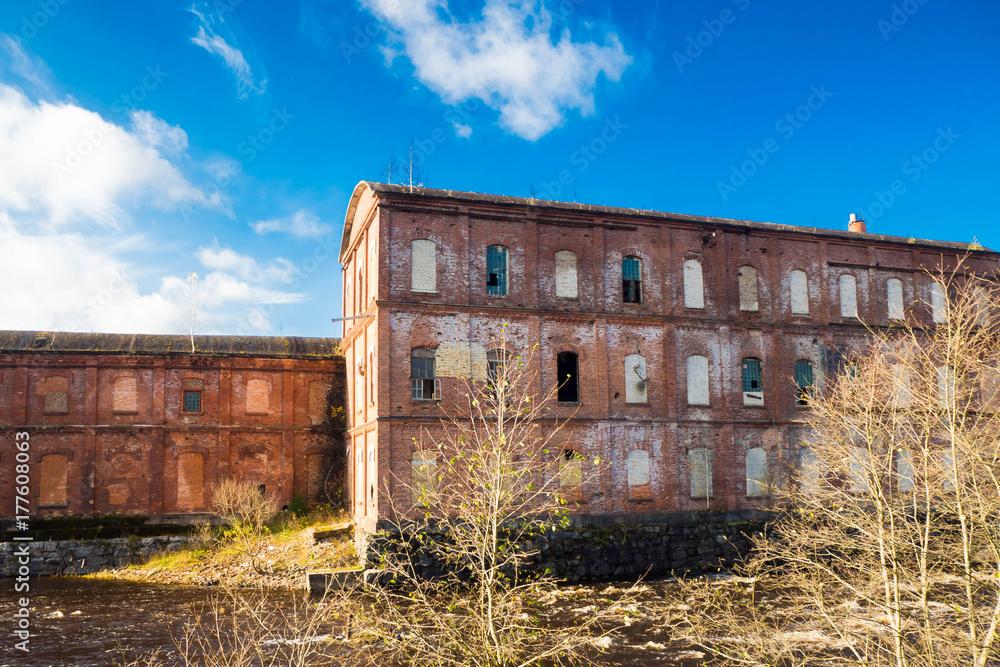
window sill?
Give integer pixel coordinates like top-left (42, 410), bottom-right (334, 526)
top-left (791, 313), bottom-right (811, 318)
top-left (624, 402), bottom-right (650, 407)
top-left (556, 401), bottom-right (581, 406)
top-left (411, 289), bottom-right (439, 294)
top-left (181, 411), bottom-right (203, 415)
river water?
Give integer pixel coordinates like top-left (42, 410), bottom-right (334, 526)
top-left (0, 578), bottom-right (702, 666)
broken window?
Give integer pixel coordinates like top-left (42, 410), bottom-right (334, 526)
top-left (411, 239), bottom-right (437, 292)
top-left (742, 357), bottom-right (764, 406)
top-left (738, 265), bottom-right (759, 312)
top-left (410, 347), bottom-right (437, 401)
top-left (686, 355), bottom-right (710, 406)
top-left (622, 255), bottom-right (642, 304)
top-left (794, 360), bottom-right (814, 406)
top-left (840, 274), bottom-right (858, 318)
top-left (557, 351), bottom-right (579, 403)
top-left (931, 280), bottom-right (947, 324)
top-left (555, 250), bottom-right (578, 298)
top-left (486, 245), bottom-right (508, 296)
top-left (689, 448), bottom-right (712, 498)
top-left (627, 450), bottom-right (651, 499)
top-left (683, 258), bottom-right (705, 309)
top-left (746, 447), bottom-right (768, 498)
top-left (887, 278), bottom-right (904, 320)
top-left (790, 270), bottom-right (809, 315)
top-left (624, 354), bottom-right (647, 404)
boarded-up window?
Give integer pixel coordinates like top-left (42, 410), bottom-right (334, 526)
top-left (112, 376), bottom-right (138, 413)
top-left (746, 447), bottom-right (768, 497)
top-left (840, 274), bottom-right (858, 318)
top-left (177, 452), bottom-right (204, 510)
top-left (742, 358), bottom-right (764, 407)
top-left (247, 379), bottom-right (270, 413)
top-left (937, 366), bottom-right (955, 408)
top-left (887, 278), bottom-right (904, 320)
top-left (931, 281), bottom-right (947, 324)
top-left (686, 355), bottom-right (710, 406)
top-left (555, 250), bottom-right (578, 298)
top-left (689, 448), bottom-right (712, 498)
top-left (683, 258), bottom-right (705, 309)
top-left (39, 454), bottom-right (68, 506)
top-left (411, 450), bottom-right (436, 505)
top-left (38, 376), bottom-right (69, 414)
top-left (738, 265), bottom-right (759, 312)
top-left (891, 365), bottom-right (912, 408)
top-left (627, 450), bottom-right (650, 499)
top-left (559, 450), bottom-right (582, 488)
top-left (790, 270), bottom-right (809, 315)
top-left (897, 449), bottom-right (914, 492)
top-left (307, 453), bottom-right (326, 503)
top-left (975, 286), bottom-right (990, 326)
top-left (624, 354), bottom-right (647, 404)
top-left (941, 451), bottom-right (957, 492)
top-left (411, 239), bottom-right (437, 292)
top-left (799, 447), bottom-right (820, 495)
top-left (849, 447), bottom-right (870, 493)
top-left (308, 381), bottom-right (328, 425)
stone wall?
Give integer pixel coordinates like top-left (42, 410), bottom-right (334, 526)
top-left (363, 510), bottom-right (771, 584)
top-left (0, 536), bottom-right (192, 577)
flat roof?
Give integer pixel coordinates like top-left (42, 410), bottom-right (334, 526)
top-left (0, 331), bottom-right (342, 358)
top-left (342, 181), bottom-right (996, 261)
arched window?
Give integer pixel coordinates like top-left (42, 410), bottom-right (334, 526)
top-left (790, 270), bottom-right (809, 315)
top-left (486, 245), bottom-right (508, 296)
top-left (887, 278), bottom-right (904, 320)
top-left (624, 354), bottom-right (647, 404)
top-left (411, 347), bottom-right (437, 400)
top-left (840, 274), bottom-right (858, 318)
top-left (627, 450), bottom-right (650, 499)
top-left (686, 355), bottom-right (710, 406)
top-left (931, 281), bottom-right (947, 323)
top-left (683, 258), bottom-right (704, 309)
top-left (746, 447), bottom-right (768, 498)
top-left (794, 360), bottom-right (814, 406)
top-left (411, 239), bottom-right (437, 292)
top-left (557, 352), bottom-right (579, 403)
top-left (554, 250), bottom-right (578, 299)
top-left (558, 449), bottom-right (582, 489)
top-left (738, 265), bottom-right (759, 312)
top-left (622, 256), bottom-right (642, 304)
top-left (742, 358), bottom-right (764, 406)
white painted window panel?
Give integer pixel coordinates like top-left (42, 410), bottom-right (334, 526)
top-left (887, 278), bottom-right (904, 320)
top-left (738, 265), bottom-right (759, 312)
top-left (627, 450), bottom-right (650, 487)
top-left (554, 250), bottom-right (578, 298)
top-left (746, 447), bottom-right (768, 497)
top-left (840, 274), bottom-right (858, 318)
top-left (683, 259), bottom-right (705, 309)
top-left (931, 281), bottom-right (947, 323)
top-left (625, 354), bottom-right (647, 404)
top-left (897, 450), bottom-right (915, 493)
top-left (686, 355), bottom-right (710, 406)
top-left (411, 240), bottom-right (437, 292)
top-left (790, 270), bottom-right (809, 315)
top-left (689, 448), bottom-right (712, 498)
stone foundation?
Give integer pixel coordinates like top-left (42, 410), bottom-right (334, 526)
top-left (0, 536), bottom-right (192, 577)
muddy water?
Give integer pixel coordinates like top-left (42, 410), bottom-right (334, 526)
top-left (0, 579), bottom-right (702, 666)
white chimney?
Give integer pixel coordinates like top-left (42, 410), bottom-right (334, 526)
top-left (849, 213), bottom-right (867, 234)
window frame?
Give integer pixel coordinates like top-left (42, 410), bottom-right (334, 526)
top-left (741, 357), bottom-right (764, 407)
top-left (622, 255), bottom-right (642, 304)
top-left (556, 351), bottom-right (579, 403)
top-left (182, 390), bottom-right (202, 413)
top-left (410, 347), bottom-right (438, 401)
top-left (794, 359), bottom-right (814, 407)
top-left (486, 245), bottom-right (509, 297)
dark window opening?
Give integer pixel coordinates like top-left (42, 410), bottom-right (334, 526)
top-left (742, 358), bottom-right (763, 405)
top-left (795, 360), bottom-right (815, 406)
top-left (557, 352), bottom-right (579, 403)
top-left (486, 245), bottom-right (508, 296)
top-left (411, 347), bottom-right (437, 400)
top-left (183, 390), bottom-right (202, 412)
top-left (622, 256), bottom-right (642, 304)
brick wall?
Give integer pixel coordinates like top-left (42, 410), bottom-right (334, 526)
top-left (340, 182), bottom-right (1000, 533)
top-left (0, 336), bottom-right (344, 519)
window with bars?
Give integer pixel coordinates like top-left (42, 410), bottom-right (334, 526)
top-left (622, 256), bottom-right (642, 304)
top-left (795, 360), bottom-right (814, 406)
top-left (486, 245), bottom-right (508, 296)
top-left (742, 358), bottom-right (763, 406)
top-left (183, 390), bottom-right (202, 412)
top-left (411, 347), bottom-right (437, 400)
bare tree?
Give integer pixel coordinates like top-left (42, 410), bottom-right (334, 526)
top-left (406, 139), bottom-right (426, 191)
top-left (671, 262), bottom-right (1000, 667)
top-left (381, 152), bottom-right (401, 184)
top-left (184, 272), bottom-right (202, 353)
top-left (212, 478), bottom-right (280, 576)
top-left (356, 327), bottom-right (627, 667)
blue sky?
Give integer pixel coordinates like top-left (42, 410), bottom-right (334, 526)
top-left (0, 0), bottom-right (996, 337)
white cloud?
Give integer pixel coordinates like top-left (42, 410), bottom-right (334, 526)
top-left (196, 244), bottom-right (300, 285)
top-left (360, 0), bottom-right (632, 140)
top-left (0, 35), bottom-right (54, 96)
top-left (0, 83), bottom-right (213, 229)
top-left (189, 8), bottom-right (267, 99)
top-left (250, 209), bottom-right (333, 239)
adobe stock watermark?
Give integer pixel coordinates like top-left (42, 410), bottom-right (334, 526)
top-left (12, 431), bottom-right (33, 653)
top-left (51, 65), bottom-right (169, 182)
top-left (878, 0), bottom-right (930, 40)
top-left (673, 0), bottom-right (752, 73)
top-left (409, 98), bottom-right (481, 168)
top-left (716, 85), bottom-right (834, 202)
top-left (538, 116), bottom-right (628, 201)
top-left (180, 106), bottom-right (296, 223)
top-left (856, 126), bottom-right (959, 222)
top-left (15, 0), bottom-right (71, 43)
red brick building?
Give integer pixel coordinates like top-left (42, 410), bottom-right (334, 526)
top-left (0, 332), bottom-right (344, 519)
top-left (340, 181), bottom-right (999, 533)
